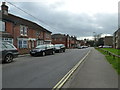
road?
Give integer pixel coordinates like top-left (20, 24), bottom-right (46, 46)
top-left (2, 48), bottom-right (90, 88)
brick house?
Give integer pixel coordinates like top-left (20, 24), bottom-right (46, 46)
top-left (104, 36), bottom-right (113, 46)
top-left (0, 2), bottom-right (52, 54)
top-left (51, 34), bottom-right (78, 48)
top-left (113, 28), bottom-right (120, 49)
top-left (52, 34), bottom-right (68, 48)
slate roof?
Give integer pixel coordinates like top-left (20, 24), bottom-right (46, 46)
top-left (1, 11), bottom-right (52, 33)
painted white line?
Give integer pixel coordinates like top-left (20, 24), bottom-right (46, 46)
top-left (52, 50), bottom-right (91, 90)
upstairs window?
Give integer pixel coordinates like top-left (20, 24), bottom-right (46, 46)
top-left (46, 33), bottom-right (50, 38)
top-left (20, 25), bottom-right (27, 36)
top-left (36, 31), bottom-right (41, 36)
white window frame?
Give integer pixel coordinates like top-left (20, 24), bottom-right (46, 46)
top-left (18, 39), bottom-right (28, 48)
top-left (2, 38), bottom-right (13, 44)
top-left (20, 25), bottom-right (28, 36)
top-left (37, 40), bottom-right (43, 46)
top-left (46, 33), bottom-right (50, 38)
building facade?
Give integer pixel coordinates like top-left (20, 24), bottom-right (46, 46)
top-left (51, 34), bottom-right (78, 48)
top-left (104, 36), bottom-right (113, 46)
top-left (113, 28), bottom-right (120, 49)
top-left (0, 2), bottom-right (52, 54)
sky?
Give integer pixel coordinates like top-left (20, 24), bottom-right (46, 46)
top-left (0, 0), bottom-right (119, 40)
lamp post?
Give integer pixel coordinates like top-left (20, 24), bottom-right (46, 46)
top-left (93, 32), bottom-right (97, 47)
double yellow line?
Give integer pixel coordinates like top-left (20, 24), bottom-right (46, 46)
top-left (52, 50), bottom-right (91, 90)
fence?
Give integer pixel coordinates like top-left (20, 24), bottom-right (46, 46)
top-left (99, 48), bottom-right (120, 59)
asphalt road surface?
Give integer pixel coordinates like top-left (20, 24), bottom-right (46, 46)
top-left (2, 48), bottom-right (90, 88)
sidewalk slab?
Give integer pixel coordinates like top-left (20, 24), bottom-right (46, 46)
top-left (67, 48), bottom-right (118, 88)
top-left (18, 54), bottom-right (30, 57)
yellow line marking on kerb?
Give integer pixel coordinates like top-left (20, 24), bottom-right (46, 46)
top-left (52, 50), bottom-right (91, 90)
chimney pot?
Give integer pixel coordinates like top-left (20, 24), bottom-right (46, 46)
top-left (2, 2), bottom-right (6, 5)
top-left (1, 2), bottom-right (8, 15)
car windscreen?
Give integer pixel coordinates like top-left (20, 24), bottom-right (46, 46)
top-left (4, 43), bottom-right (16, 49)
top-left (36, 45), bottom-right (46, 49)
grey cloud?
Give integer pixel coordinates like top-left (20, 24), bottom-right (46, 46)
top-left (8, 2), bottom-right (118, 38)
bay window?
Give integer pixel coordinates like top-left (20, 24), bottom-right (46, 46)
top-left (18, 40), bottom-right (28, 48)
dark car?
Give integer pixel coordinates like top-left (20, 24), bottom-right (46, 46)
top-left (30, 44), bottom-right (55, 56)
top-left (54, 44), bottom-right (66, 53)
top-left (0, 42), bottom-right (19, 63)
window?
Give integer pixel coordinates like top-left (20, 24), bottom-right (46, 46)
top-left (2, 38), bottom-right (13, 44)
top-left (46, 33), bottom-right (50, 38)
top-left (36, 31), bottom-right (40, 36)
top-left (18, 40), bottom-right (27, 48)
top-left (0, 21), bottom-right (5, 31)
top-left (20, 25), bottom-right (28, 36)
top-left (2, 43), bottom-right (6, 49)
top-left (5, 44), bottom-right (14, 49)
top-left (37, 40), bottom-right (43, 46)
top-left (23, 40), bottom-right (27, 48)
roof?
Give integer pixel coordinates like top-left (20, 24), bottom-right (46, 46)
top-left (104, 36), bottom-right (113, 38)
top-left (1, 11), bottom-right (52, 33)
top-left (0, 32), bottom-right (13, 38)
top-left (52, 34), bottom-right (66, 38)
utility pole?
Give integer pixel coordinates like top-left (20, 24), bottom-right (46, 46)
top-left (93, 32), bottom-right (97, 47)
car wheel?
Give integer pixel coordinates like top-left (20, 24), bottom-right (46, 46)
top-left (42, 52), bottom-right (46, 56)
top-left (4, 54), bottom-right (13, 63)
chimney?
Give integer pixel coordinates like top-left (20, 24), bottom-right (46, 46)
top-left (1, 2), bottom-right (8, 15)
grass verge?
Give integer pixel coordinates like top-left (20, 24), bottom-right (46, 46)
top-left (96, 48), bottom-right (120, 74)
top-left (102, 48), bottom-right (120, 55)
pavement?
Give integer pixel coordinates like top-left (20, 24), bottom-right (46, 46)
top-left (64, 48), bottom-right (118, 88)
top-left (18, 54), bottom-right (30, 57)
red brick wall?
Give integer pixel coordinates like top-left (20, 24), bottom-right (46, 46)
top-left (39, 31), bottom-right (44, 39)
top-left (13, 25), bottom-right (20, 48)
top-left (5, 22), bottom-right (13, 34)
top-left (28, 28), bottom-right (36, 38)
top-left (44, 32), bottom-right (51, 41)
top-left (52, 38), bottom-right (67, 47)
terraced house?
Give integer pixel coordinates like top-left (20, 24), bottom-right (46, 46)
top-left (0, 2), bottom-right (52, 54)
top-left (51, 34), bottom-right (78, 48)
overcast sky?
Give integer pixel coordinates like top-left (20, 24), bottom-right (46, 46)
top-left (1, 0), bottom-right (119, 40)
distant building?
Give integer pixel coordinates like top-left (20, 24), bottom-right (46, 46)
top-left (113, 28), bottom-right (120, 49)
top-left (0, 2), bottom-right (52, 54)
top-left (104, 36), bottom-right (113, 46)
top-left (51, 34), bottom-right (78, 48)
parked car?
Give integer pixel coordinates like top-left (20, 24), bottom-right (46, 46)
top-left (77, 46), bottom-right (83, 49)
top-left (98, 45), bottom-right (103, 48)
top-left (30, 44), bottom-right (55, 56)
top-left (0, 42), bottom-right (19, 63)
top-left (78, 46), bottom-right (88, 49)
top-left (54, 44), bottom-right (66, 53)
top-left (81, 46), bottom-right (88, 48)
top-left (102, 45), bottom-right (112, 48)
